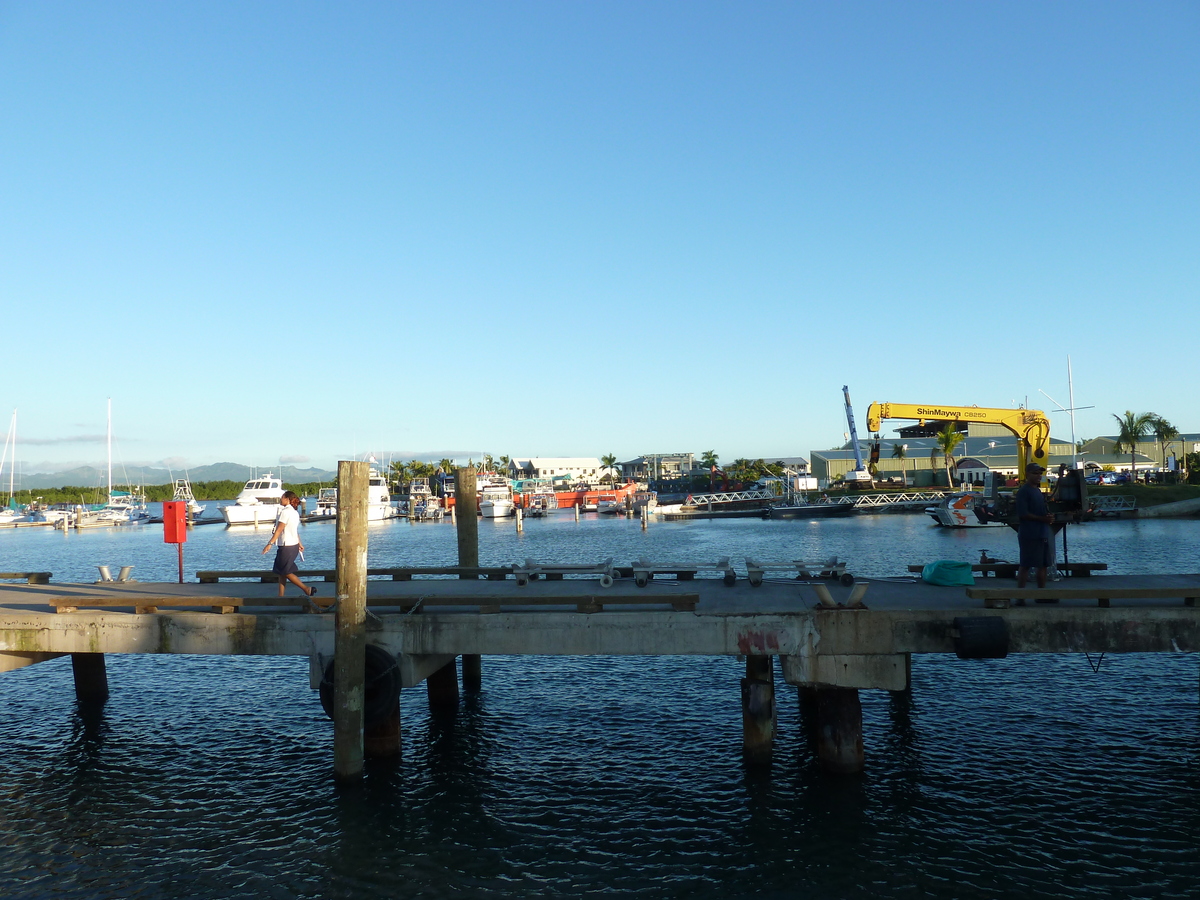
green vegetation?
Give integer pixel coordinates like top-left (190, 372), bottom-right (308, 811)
top-left (5, 480), bottom-right (333, 506)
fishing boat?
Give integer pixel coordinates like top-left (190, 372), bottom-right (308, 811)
top-left (524, 492), bottom-right (558, 517)
top-left (171, 477), bottom-right (205, 519)
top-left (597, 493), bottom-right (625, 514)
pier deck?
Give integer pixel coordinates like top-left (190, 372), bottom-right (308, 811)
top-left (2, 574), bottom-right (1198, 688)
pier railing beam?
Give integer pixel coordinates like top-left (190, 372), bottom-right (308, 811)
top-left (456, 467), bottom-right (481, 690)
top-left (814, 687), bottom-right (864, 774)
top-left (71, 652), bottom-right (109, 703)
top-left (333, 459), bottom-right (369, 782)
top-left (741, 656), bottom-right (775, 765)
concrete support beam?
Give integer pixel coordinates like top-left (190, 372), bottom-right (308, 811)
top-left (399, 653), bottom-right (458, 688)
top-left (781, 653), bottom-right (908, 691)
top-left (71, 653), bottom-right (109, 703)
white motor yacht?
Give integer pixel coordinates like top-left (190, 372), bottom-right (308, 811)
top-left (221, 474), bottom-right (285, 525)
top-left (479, 475), bottom-right (515, 518)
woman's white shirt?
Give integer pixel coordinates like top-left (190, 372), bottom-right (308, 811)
top-left (276, 505), bottom-right (301, 546)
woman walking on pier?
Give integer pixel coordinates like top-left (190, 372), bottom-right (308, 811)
top-left (263, 491), bottom-right (317, 598)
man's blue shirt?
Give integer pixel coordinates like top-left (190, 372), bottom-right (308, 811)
top-left (1015, 483), bottom-right (1051, 540)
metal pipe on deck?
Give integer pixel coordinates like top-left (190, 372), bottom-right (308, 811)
top-left (333, 460), bottom-right (370, 781)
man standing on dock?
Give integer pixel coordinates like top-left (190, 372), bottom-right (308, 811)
top-left (1016, 463), bottom-right (1054, 589)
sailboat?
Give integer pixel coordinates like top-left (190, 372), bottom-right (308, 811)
top-left (0, 410), bottom-right (28, 526)
top-left (79, 401), bottom-right (150, 526)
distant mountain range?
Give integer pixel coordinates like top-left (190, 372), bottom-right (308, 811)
top-left (17, 462), bottom-right (339, 490)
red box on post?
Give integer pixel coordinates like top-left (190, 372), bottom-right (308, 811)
top-left (163, 501), bottom-right (188, 544)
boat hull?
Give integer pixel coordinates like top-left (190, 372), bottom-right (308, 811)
top-left (767, 503), bottom-right (855, 520)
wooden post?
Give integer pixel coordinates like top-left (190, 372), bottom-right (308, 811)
top-left (515, 505), bottom-right (523, 532)
top-left (462, 653), bottom-right (482, 693)
top-left (455, 468), bottom-right (479, 572)
top-left (427, 658), bottom-right (459, 712)
top-left (741, 656), bottom-right (775, 765)
top-left (574, 503), bottom-right (580, 521)
top-left (814, 687), bottom-right (865, 774)
top-left (455, 467), bottom-right (480, 691)
top-left (71, 653), bottom-right (109, 703)
top-left (333, 459), bottom-right (369, 782)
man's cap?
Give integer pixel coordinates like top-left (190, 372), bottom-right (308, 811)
top-left (1025, 463), bottom-right (1046, 474)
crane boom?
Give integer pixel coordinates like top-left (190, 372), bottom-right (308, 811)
top-left (842, 386), bottom-right (872, 483)
top-left (864, 402), bottom-right (1051, 475)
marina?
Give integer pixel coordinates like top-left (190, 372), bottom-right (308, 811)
top-left (2, 470), bottom-right (1199, 898)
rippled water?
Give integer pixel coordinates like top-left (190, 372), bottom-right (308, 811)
top-left (2, 512), bottom-right (1199, 898)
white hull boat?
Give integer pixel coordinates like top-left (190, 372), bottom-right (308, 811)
top-left (222, 474), bottom-right (285, 525)
top-left (926, 492), bottom-right (1005, 528)
top-left (305, 471), bottom-right (401, 521)
top-left (479, 475), bottom-right (515, 518)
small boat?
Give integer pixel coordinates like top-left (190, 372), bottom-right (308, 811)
top-left (524, 492), bottom-right (558, 517)
top-left (631, 490), bottom-right (658, 513)
top-left (88, 489), bottom-right (152, 525)
top-left (597, 493), bottom-right (625, 514)
top-left (766, 497), bottom-right (856, 520)
top-left (171, 478), bottom-right (205, 519)
top-left (479, 475), bottom-right (516, 518)
top-left (302, 471), bottom-right (402, 522)
top-left (925, 492), bottom-right (1005, 528)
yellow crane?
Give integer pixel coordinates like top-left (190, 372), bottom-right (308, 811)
top-left (864, 402), bottom-right (1051, 477)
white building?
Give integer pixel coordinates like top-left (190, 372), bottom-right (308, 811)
top-left (509, 458), bottom-right (604, 483)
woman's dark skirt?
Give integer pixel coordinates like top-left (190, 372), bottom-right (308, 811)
top-left (273, 544), bottom-right (301, 576)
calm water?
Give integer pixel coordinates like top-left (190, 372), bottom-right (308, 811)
top-left (2, 511), bottom-right (1199, 898)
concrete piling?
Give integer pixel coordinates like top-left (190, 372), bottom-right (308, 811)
top-left (741, 656), bottom-right (775, 764)
top-left (333, 460), bottom-right (370, 781)
top-left (462, 653), bottom-right (482, 693)
top-left (363, 707), bottom-right (401, 759)
top-left (427, 658), bottom-right (459, 712)
top-left (71, 653), bottom-right (109, 703)
top-left (814, 687), bottom-right (865, 774)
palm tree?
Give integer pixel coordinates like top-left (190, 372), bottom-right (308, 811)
top-left (600, 453), bottom-right (618, 486)
top-left (1150, 416), bottom-right (1179, 470)
top-left (1113, 411), bottom-right (1155, 481)
top-left (388, 460), bottom-right (409, 491)
top-left (700, 450), bottom-right (719, 488)
top-left (891, 442), bottom-right (908, 485)
top-left (935, 424), bottom-right (965, 488)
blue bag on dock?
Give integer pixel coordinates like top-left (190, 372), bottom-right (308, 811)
top-left (921, 560), bottom-right (975, 586)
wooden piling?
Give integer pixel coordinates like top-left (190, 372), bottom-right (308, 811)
top-left (515, 506), bottom-right (523, 532)
top-left (814, 687), bottom-right (864, 774)
top-left (70, 653), bottom-right (109, 703)
top-left (333, 459), bottom-right (369, 781)
top-left (741, 656), bottom-right (775, 764)
top-left (455, 468), bottom-right (478, 572)
top-left (455, 467), bottom-right (480, 691)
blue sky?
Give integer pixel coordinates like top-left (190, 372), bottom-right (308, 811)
top-left (2, 2), bottom-right (1196, 474)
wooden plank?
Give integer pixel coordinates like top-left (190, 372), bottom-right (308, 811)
top-left (51, 597), bottom-right (246, 613)
top-left (0, 572), bottom-right (52, 584)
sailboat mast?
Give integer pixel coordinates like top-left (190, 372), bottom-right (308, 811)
top-left (1067, 356), bottom-right (1077, 466)
top-left (107, 398), bottom-right (112, 500)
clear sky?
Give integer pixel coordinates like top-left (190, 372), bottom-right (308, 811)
top-left (2, 2), bottom-right (1196, 475)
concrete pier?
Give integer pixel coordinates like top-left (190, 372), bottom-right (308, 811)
top-left (1, 572), bottom-right (1198, 775)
